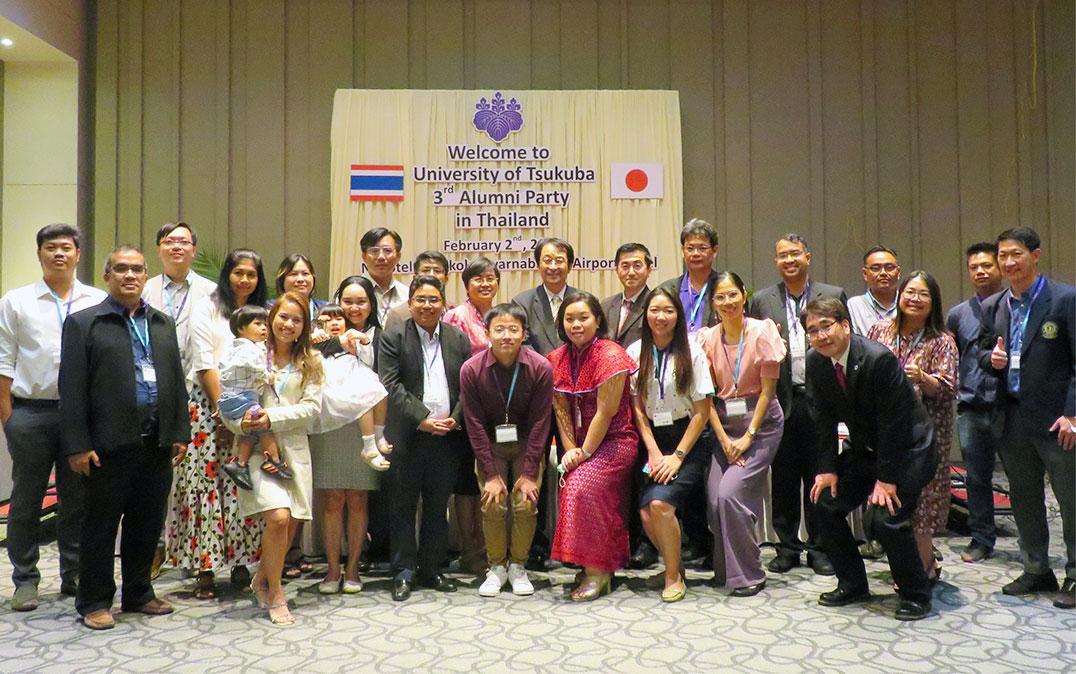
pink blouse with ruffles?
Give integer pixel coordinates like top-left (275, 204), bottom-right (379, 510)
top-left (698, 317), bottom-right (786, 399)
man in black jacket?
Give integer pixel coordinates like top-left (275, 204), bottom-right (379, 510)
top-left (803, 297), bottom-right (935, 621)
top-left (59, 246), bottom-right (190, 630)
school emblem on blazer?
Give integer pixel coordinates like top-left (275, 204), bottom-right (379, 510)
top-left (1041, 321), bottom-right (1059, 340)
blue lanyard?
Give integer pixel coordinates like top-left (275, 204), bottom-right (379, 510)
top-left (267, 350), bottom-right (293, 399)
top-left (129, 314), bottom-right (151, 356)
top-left (501, 361), bottom-right (521, 423)
top-left (652, 346), bottom-right (670, 399)
top-left (1008, 275), bottom-right (1046, 351)
top-left (423, 335), bottom-right (442, 373)
top-left (719, 323), bottom-right (746, 395)
top-left (689, 282), bottom-right (709, 326)
top-left (48, 289), bottom-right (73, 329)
top-left (895, 328), bottom-right (924, 367)
top-left (162, 282), bottom-right (189, 321)
top-left (865, 291), bottom-right (896, 322)
top-left (784, 281), bottom-right (810, 337)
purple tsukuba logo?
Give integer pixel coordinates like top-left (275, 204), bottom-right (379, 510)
top-left (473, 92), bottom-right (523, 142)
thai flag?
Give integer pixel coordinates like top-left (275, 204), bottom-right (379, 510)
top-left (350, 165), bottom-right (404, 201)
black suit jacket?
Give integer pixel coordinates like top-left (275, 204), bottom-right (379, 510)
top-left (59, 298), bottom-right (191, 455)
top-left (511, 284), bottom-right (578, 356)
top-left (600, 286), bottom-right (650, 348)
top-left (977, 277), bottom-right (1076, 436)
top-left (377, 318), bottom-right (472, 449)
top-left (748, 279), bottom-right (847, 411)
top-left (657, 271), bottom-right (722, 330)
top-left (805, 334), bottom-right (934, 491)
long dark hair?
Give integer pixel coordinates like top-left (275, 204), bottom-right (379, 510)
top-left (214, 248), bottom-right (268, 317)
top-left (637, 287), bottom-right (693, 408)
top-left (895, 270), bottom-right (946, 339)
top-left (556, 291), bottom-right (608, 343)
top-left (333, 275), bottom-right (381, 331)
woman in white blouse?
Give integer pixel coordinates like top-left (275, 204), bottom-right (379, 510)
top-left (627, 287), bottom-right (715, 602)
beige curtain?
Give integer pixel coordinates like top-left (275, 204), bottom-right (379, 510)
top-left (330, 89), bottom-right (683, 303)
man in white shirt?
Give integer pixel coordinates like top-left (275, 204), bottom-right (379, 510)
top-left (141, 222), bottom-right (216, 376)
top-left (360, 227), bottom-right (409, 326)
top-left (382, 250), bottom-right (451, 332)
top-left (846, 245), bottom-right (902, 336)
top-left (0, 224), bottom-right (107, 610)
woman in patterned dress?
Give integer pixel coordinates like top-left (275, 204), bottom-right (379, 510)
top-left (548, 291), bottom-right (639, 601)
top-left (166, 249), bottom-right (269, 599)
top-left (867, 271), bottom-right (958, 583)
top-left (443, 257), bottom-right (500, 574)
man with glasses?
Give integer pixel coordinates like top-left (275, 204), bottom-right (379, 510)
top-left (980, 227), bottom-right (1075, 609)
top-left (460, 303), bottom-right (553, 597)
top-left (0, 224), bottom-right (106, 611)
top-left (658, 219), bottom-right (722, 333)
top-left (60, 246), bottom-right (190, 629)
top-left (748, 234), bottom-right (846, 577)
top-left (512, 237), bottom-right (577, 356)
top-left (847, 246), bottom-right (902, 336)
top-left (383, 250), bottom-right (451, 331)
top-left (360, 228), bottom-right (409, 325)
top-left (803, 297), bottom-right (935, 621)
top-left (601, 243), bottom-right (652, 348)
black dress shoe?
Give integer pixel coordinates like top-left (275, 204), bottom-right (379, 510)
top-left (818, 585), bottom-right (870, 607)
top-left (895, 599), bottom-right (931, 621)
top-left (1002, 571), bottom-right (1059, 596)
top-left (729, 580), bottom-right (766, 597)
top-left (525, 549), bottom-right (548, 572)
top-left (767, 554), bottom-right (800, 574)
top-left (1053, 578), bottom-right (1075, 609)
top-left (60, 580), bottom-right (78, 597)
top-left (807, 553), bottom-right (835, 576)
top-left (416, 573), bottom-right (457, 592)
top-left (960, 541), bottom-right (992, 563)
top-left (629, 541), bottom-right (659, 569)
top-left (392, 577), bottom-right (412, 602)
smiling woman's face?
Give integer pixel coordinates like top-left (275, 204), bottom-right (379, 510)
top-left (563, 300), bottom-right (598, 347)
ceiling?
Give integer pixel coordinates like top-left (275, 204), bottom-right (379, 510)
top-left (0, 14), bottom-right (72, 62)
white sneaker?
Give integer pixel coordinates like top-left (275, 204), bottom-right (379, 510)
top-left (479, 566), bottom-right (508, 597)
top-left (508, 563), bottom-right (534, 596)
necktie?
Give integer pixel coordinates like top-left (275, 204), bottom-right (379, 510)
top-left (834, 363), bottom-right (847, 391)
top-left (618, 299), bottom-right (632, 336)
top-left (550, 294), bottom-right (562, 320)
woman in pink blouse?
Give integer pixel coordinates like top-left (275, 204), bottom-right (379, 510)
top-left (443, 257), bottom-right (501, 574)
top-left (698, 271), bottom-right (786, 597)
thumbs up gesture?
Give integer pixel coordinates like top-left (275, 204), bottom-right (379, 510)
top-left (990, 336), bottom-right (1008, 370)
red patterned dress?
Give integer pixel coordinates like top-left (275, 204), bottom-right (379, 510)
top-left (548, 338), bottom-right (639, 572)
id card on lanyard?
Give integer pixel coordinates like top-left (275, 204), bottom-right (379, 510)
top-left (1008, 276), bottom-right (1046, 371)
top-left (721, 324), bottom-right (748, 417)
top-left (689, 282), bottom-right (709, 331)
top-left (495, 362), bottom-right (521, 443)
top-left (130, 314), bottom-right (156, 383)
top-left (785, 283), bottom-right (809, 359)
top-left (652, 347), bottom-right (674, 427)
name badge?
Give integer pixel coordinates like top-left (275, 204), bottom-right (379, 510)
top-left (653, 410), bottom-right (674, 427)
top-left (837, 422), bottom-right (849, 439)
top-left (726, 397), bottom-right (748, 418)
top-left (1009, 350), bottom-right (1021, 370)
top-left (495, 424), bottom-right (518, 443)
top-left (142, 364), bottom-right (157, 384)
top-left (790, 338), bottom-right (806, 358)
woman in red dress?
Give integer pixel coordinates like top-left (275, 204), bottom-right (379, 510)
top-left (548, 291), bottom-right (639, 601)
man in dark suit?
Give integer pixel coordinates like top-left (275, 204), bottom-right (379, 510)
top-left (803, 297), bottom-right (934, 621)
top-left (748, 233), bottom-right (845, 576)
top-left (658, 218), bottom-right (722, 334)
top-left (512, 237), bottom-right (577, 356)
top-left (59, 246), bottom-right (190, 630)
top-left (601, 243), bottom-right (652, 348)
top-left (979, 227), bottom-right (1075, 609)
top-left (379, 275), bottom-right (473, 601)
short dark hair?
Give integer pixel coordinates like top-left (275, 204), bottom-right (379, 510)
top-left (800, 296), bottom-right (849, 328)
top-left (484, 302), bottom-right (528, 332)
top-left (360, 227), bottom-right (403, 253)
top-left (679, 218), bottom-right (719, 247)
top-left (462, 257), bottom-right (501, 286)
top-left (104, 245), bottom-right (144, 273)
top-left (713, 270), bottom-right (747, 298)
top-left (896, 271), bottom-right (947, 339)
top-left (214, 249), bottom-right (269, 316)
top-left (965, 241), bottom-right (998, 260)
top-left (316, 304), bottom-right (346, 328)
top-left (555, 291), bottom-right (608, 343)
top-left (36, 223), bottom-right (81, 250)
top-left (996, 227), bottom-right (1041, 252)
top-left (777, 233), bottom-right (810, 253)
top-left (229, 305), bottom-right (268, 337)
top-left (614, 242), bottom-right (653, 267)
top-left (333, 275), bottom-right (382, 330)
top-left (533, 237), bottom-right (575, 267)
top-left (155, 222), bottom-right (197, 246)
top-left (862, 245), bottom-right (898, 265)
top-left (275, 253), bottom-right (316, 296)
top-left (414, 250), bottom-right (450, 275)
top-left (409, 274), bottom-right (445, 300)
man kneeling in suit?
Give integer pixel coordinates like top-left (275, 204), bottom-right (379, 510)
top-left (803, 297), bottom-right (935, 621)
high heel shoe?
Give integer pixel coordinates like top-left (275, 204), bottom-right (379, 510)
top-left (268, 601), bottom-right (294, 626)
top-left (570, 574), bottom-right (611, 602)
top-left (250, 581), bottom-right (269, 609)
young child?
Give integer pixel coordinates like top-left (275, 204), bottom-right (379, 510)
top-left (316, 304), bottom-right (393, 470)
top-left (219, 305), bottom-right (292, 489)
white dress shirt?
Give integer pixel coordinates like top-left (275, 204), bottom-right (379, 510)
top-left (188, 295), bottom-right (235, 387)
top-left (0, 278), bottom-right (107, 399)
top-left (419, 324), bottom-right (451, 419)
top-left (143, 270), bottom-right (216, 374)
top-left (627, 340), bottom-right (714, 421)
top-left (366, 275), bottom-right (409, 325)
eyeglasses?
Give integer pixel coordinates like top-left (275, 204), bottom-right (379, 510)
top-left (111, 264), bottom-right (146, 275)
top-left (683, 245), bottom-right (712, 255)
top-left (865, 264), bottom-right (898, 273)
top-left (711, 292), bottom-right (742, 303)
top-left (410, 296), bottom-right (442, 306)
top-left (901, 289), bottom-right (932, 301)
top-left (805, 320), bottom-right (840, 339)
top-left (161, 237), bottom-right (194, 249)
top-left (776, 250), bottom-right (805, 261)
top-left (365, 246), bottom-right (397, 258)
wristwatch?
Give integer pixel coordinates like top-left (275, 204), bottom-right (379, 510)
top-left (674, 449), bottom-right (686, 460)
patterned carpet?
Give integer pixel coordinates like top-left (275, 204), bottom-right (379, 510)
top-left (2, 515), bottom-right (1074, 673)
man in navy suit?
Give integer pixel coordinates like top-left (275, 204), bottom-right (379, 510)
top-left (979, 227), bottom-right (1075, 609)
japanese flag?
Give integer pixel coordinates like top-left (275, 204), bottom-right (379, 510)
top-left (610, 163), bottom-right (664, 199)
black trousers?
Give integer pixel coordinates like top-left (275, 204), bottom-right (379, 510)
top-left (76, 437), bottom-right (173, 616)
top-left (771, 387), bottom-right (823, 556)
top-left (390, 433), bottom-right (459, 578)
top-left (815, 449), bottom-right (931, 605)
